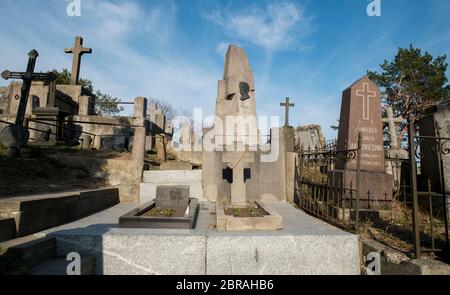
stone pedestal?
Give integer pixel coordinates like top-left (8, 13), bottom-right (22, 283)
top-left (385, 148), bottom-right (408, 191)
top-left (78, 95), bottom-right (94, 115)
top-left (93, 135), bottom-right (102, 150)
top-left (31, 107), bottom-right (68, 144)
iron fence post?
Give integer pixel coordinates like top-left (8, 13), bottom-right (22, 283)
top-left (355, 132), bottom-right (362, 231)
top-left (408, 114), bottom-right (421, 258)
top-left (435, 122), bottom-right (450, 254)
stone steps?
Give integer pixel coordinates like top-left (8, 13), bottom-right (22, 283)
top-left (0, 234), bottom-right (95, 275)
top-left (0, 188), bottom-right (120, 239)
top-left (30, 255), bottom-right (95, 275)
top-left (0, 235), bottom-right (56, 269)
top-left (0, 218), bottom-right (16, 242)
top-left (159, 160), bottom-right (193, 171)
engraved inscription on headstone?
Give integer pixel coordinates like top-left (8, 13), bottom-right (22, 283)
top-left (0, 125), bottom-right (29, 148)
top-left (156, 186), bottom-right (190, 209)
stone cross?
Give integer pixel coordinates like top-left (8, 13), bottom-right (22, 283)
top-left (280, 97), bottom-right (295, 127)
top-left (1, 50), bottom-right (57, 125)
top-left (222, 147), bottom-right (255, 205)
top-left (382, 106), bottom-right (403, 149)
top-left (64, 36), bottom-right (92, 85)
top-left (356, 83), bottom-right (377, 120)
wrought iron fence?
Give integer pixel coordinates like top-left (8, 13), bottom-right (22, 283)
top-left (407, 115), bottom-right (449, 258)
top-left (295, 132), bottom-right (365, 230)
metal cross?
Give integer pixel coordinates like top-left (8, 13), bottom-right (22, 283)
top-left (280, 97), bottom-right (295, 127)
top-left (356, 83), bottom-right (376, 120)
top-left (1, 50), bottom-right (57, 125)
top-left (64, 36), bottom-right (92, 85)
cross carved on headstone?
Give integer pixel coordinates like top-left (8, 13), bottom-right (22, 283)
top-left (1, 50), bottom-right (57, 125)
top-left (64, 36), bottom-right (92, 85)
top-left (356, 83), bottom-right (376, 120)
top-left (280, 97), bottom-right (295, 127)
top-left (382, 106), bottom-right (403, 149)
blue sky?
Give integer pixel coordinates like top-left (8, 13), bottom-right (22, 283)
top-left (0, 0), bottom-right (449, 139)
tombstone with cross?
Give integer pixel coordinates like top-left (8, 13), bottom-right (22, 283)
top-left (280, 97), bottom-right (295, 127)
top-left (0, 49), bottom-right (57, 157)
top-left (65, 36), bottom-right (92, 85)
top-left (329, 75), bottom-right (393, 202)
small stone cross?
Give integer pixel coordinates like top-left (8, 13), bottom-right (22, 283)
top-left (280, 97), bottom-right (295, 127)
top-left (65, 36), bottom-right (92, 85)
top-left (382, 106), bottom-right (403, 148)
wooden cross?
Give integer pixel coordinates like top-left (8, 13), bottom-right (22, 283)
top-left (65, 36), bottom-right (92, 85)
top-left (280, 97), bottom-right (295, 127)
top-left (356, 83), bottom-right (376, 120)
top-left (382, 106), bottom-right (403, 148)
top-left (1, 50), bottom-right (57, 125)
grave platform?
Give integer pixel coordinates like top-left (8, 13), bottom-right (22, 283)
top-left (0, 188), bottom-right (120, 238)
top-left (40, 201), bottom-right (360, 275)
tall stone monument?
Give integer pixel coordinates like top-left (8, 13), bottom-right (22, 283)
top-left (418, 102), bottom-right (450, 194)
top-left (329, 76), bottom-right (393, 203)
top-left (202, 44), bottom-right (294, 210)
top-left (211, 45), bottom-right (258, 205)
top-left (214, 45), bottom-right (258, 148)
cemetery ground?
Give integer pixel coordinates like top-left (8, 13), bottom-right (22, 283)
top-left (0, 143), bottom-right (131, 197)
top-left (0, 39), bottom-right (449, 275)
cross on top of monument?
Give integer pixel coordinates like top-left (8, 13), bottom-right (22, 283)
top-left (382, 106), bottom-right (404, 149)
top-left (1, 49), bottom-right (57, 125)
top-left (64, 36), bottom-right (92, 85)
top-left (280, 97), bottom-right (295, 127)
top-left (356, 82), bottom-right (376, 120)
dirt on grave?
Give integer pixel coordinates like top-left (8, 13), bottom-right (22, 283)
top-left (142, 207), bottom-right (185, 218)
top-left (224, 204), bottom-right (268, 217)
top-left (0, 145), bottom-right (129, 198)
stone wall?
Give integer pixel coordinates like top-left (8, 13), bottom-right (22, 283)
top-left (0, 86), bottom-right (9, 115)
top-left (71, 115), bottom-right (135, 150)
top-left (202, 127), bottom-right (296, 203)
top-left (49, 155), bottom-right (142, 202)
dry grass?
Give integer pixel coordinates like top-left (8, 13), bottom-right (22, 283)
top-left (358, 201), bottom-right (448, 259)
top-left (0, 145), bottom-right (133, 198)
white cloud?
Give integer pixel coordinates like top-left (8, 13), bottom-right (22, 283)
top-left (0, 0), bottom-right (218, 117)
top-left (204, 2), bottom-right (314, 52)
top-left (216, 42), bottom-right (229, 56)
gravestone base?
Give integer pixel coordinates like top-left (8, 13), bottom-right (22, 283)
top-left (119, 199), bottom-right (199, 229)
top-left (328, 169), bottom-right (393, 206)
top-left (216, 201), bottom-right (283, 231)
